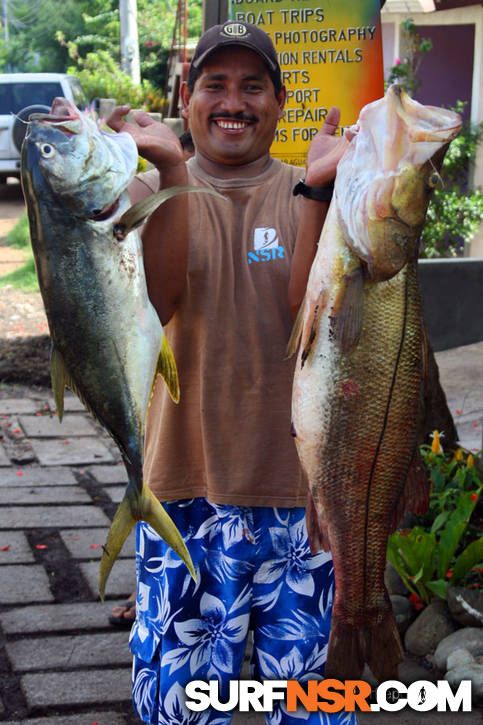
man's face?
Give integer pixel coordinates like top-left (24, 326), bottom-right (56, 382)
top-left (181, 47), bottom-right (285, 168)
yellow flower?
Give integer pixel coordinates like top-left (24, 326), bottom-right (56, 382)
top-left (453, 448), bottom-right (464, 462)
top-left (467, 454), bottom-right (474, 468)
top-left (431, 430), bottom-right (443, 454)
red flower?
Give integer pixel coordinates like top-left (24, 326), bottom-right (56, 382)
top-left (409, 593), bottom-right (424, 610)
top-left (471, 493), bottom-right (478, 502)
top-left (446, 570), bottom-right (453, 579)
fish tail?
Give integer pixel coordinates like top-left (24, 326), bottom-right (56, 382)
top-left (325, 620), bottom-right (365, 681)
top-left (325, 609), bottom-right (403, 682)
top-left (362, 609), bottom-right (404, 682)
top-left (98, 480), bottom-right (195, 600)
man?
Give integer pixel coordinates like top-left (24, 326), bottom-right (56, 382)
top-left (108, 21), bottom-right (357, 725)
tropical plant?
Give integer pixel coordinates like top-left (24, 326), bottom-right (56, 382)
top-left (387, 437), bottom-right (482, 605)
top-left (386, 18), bottom-right (432, 97)
top-left (420, 105), bottom-right (483, 258)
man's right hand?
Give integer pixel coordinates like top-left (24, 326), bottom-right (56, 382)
top-left (107, 105), bottom-right (185, 172)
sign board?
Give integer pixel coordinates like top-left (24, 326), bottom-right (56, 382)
top-left (229, 0), bottom-right (384, 166)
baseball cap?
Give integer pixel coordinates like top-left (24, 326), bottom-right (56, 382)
top-left (191, 20), bottom-right (281, 86)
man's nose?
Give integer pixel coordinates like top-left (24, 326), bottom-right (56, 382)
top-left (219, 87), bottom-right (246, 114)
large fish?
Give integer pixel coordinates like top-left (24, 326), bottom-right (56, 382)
top-left (21, 98), bottom-right (198, 598)
top-left (288, 86), bottom-right (461, 681)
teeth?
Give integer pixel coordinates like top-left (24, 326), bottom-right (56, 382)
top-left (216, 120), bottom-right (248, 130)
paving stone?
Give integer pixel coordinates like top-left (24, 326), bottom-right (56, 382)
top-left (0, 399), bottom-right (41, 414)
top-left (0, 485), bottom-right (91, 505)
top-left (0, 564), bottom-right (54, 603)
top-left (0, 467), bottom-right (78, 487)
top-left (102, 485), bottom-right (126, 503)
top-left (0, 441), bottom-right (11, 466)
top-left (0, 600), bottom-right (126, 634)
top-left (0, 505), bottom-right (110, 529)
top-left (61, 527), bottom-right (135, 559)
top-left (30, 437), bottom-right (115, 466)
top-left (21, 668), bottom-right (132, 707)
top-left (87, 463), bottom-right (128, 484)
top-left (49, 394), bottom-right (89, 413)
top-left (0, 531), bottom-right (34, 563)
top-left (7, 631), bottom-right (132, 671)
top-left (19, 413), bottom-right (98, 438)
top-left (2, 713), bottom-right (127, 725)
top-left (80, 559), bottom-right (136, 598)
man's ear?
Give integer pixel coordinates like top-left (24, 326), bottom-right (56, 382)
top-left (277, 85), bottom-right (287, 121)
top-left (180, 81), bottom-right (191, 121)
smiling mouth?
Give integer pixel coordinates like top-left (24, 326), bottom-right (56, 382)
top-left (213, 119), bottom-right (253, 131)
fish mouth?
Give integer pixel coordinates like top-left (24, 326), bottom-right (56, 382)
top-left (30, 98), bottom-right (83, 136)
top-left (89, 198), bottom-right (121, 222)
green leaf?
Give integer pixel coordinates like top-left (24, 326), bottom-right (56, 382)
top-left (426, 579), bottom-right (448, 600)
top-left (452, 539), bottom-right (483, 584)
top-left (431, 511), bottom-right (450, 533)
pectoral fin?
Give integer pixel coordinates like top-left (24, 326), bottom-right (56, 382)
top-left (154, 334), bottom-right (180, 403)
top-left (286, 296), bottom-right (306, 359)
top-left (114, 185), bottom-right (226, 239)
top-left (329, 265), bottom-right (364, 354)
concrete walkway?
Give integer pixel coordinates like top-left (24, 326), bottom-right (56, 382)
top-left (0, 341), bottom-right (481, 724)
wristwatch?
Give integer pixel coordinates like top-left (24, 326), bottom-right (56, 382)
top-left (292, 178), bottom-right (334, 202)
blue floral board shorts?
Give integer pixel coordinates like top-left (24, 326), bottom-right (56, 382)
top-left (130, 498), bottom-right (358, 725)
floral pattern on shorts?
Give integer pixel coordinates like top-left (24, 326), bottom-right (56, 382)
top-left (130, 498), bottom-right (358, 725)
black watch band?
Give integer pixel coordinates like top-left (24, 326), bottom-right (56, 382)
top-left (292, 178), bottom-right (334, 202)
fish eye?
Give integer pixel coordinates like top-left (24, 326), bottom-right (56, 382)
top-left (40, 144), bottom-right (55, 158)
top-left (427, 172), bottom-right (441, 188)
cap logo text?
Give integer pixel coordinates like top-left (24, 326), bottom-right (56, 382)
top-left (222, 23), bottom-right (248, 38)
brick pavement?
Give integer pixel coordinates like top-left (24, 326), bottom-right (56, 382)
top-left (0, 342), bottom-right (481, 724)
top-left (0, 390), bottom-right (136, 724)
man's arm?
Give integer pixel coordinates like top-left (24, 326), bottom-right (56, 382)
top-left (108, 106), bottom-right (189, 325)
top-left (288, 108), bottom-right (357, 319)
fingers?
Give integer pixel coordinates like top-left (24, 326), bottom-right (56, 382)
top-left (131, 109), bottom-right (158, 128)
top-left (321, 106), bottom-right (341, 135)
top-left (106, 105), bottom-right (131, 132)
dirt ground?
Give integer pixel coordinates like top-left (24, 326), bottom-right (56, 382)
top-left (0, 180), bottom-right (51, 388)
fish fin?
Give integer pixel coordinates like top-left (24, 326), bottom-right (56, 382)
top-left (115, 185), bottom-right (226, 238)
top-left (155, 335), bottom-right (180, 403)
top-left (300, 292), bottom-right (327, 367)
top-left (326, 607), bottom-right (403, 682)
top-left (142, 483), bottom-right (195, 580)
top-left (306, 490), bottom-right (331, 554)
top-left (390, 449), bottom-right (429, 532)
top-left (285, 296), bottom-right (305, 359)
top-left (50, 343), bottom-right (66, 422)
top-left (329, 265), bottom-right (364, 354)
top-left (363, 609), bottom-right (404, 682)
top-left (325, 620), bottom-right (365, 680)
top-left (50, 342), bottom-right (101, 427)
top-left (99, 480), bottom-right (195, 600)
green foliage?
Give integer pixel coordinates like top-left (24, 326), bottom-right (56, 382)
top-left (386, 18), bottom-right (432, 97)
top-left (0, 0), bottom-right (112, 73)
top-left (421, 109), bottom-right (483, 258)
top-left (0, 213), bottom-right (38, 292)
top-left (0, 256), bottom-right (39, 293)
top-left (387, 445), bottom-right (482, 604)
top-left (5, 213), bottom-right (30, 250)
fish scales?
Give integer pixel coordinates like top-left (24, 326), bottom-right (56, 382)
top-left (290, 86), bottom-right (462, 681)
top-left (21, 98), bottom-right (198, 598)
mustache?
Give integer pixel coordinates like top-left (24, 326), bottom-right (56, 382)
top-left (209, 112), bottom-right (258, 123)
